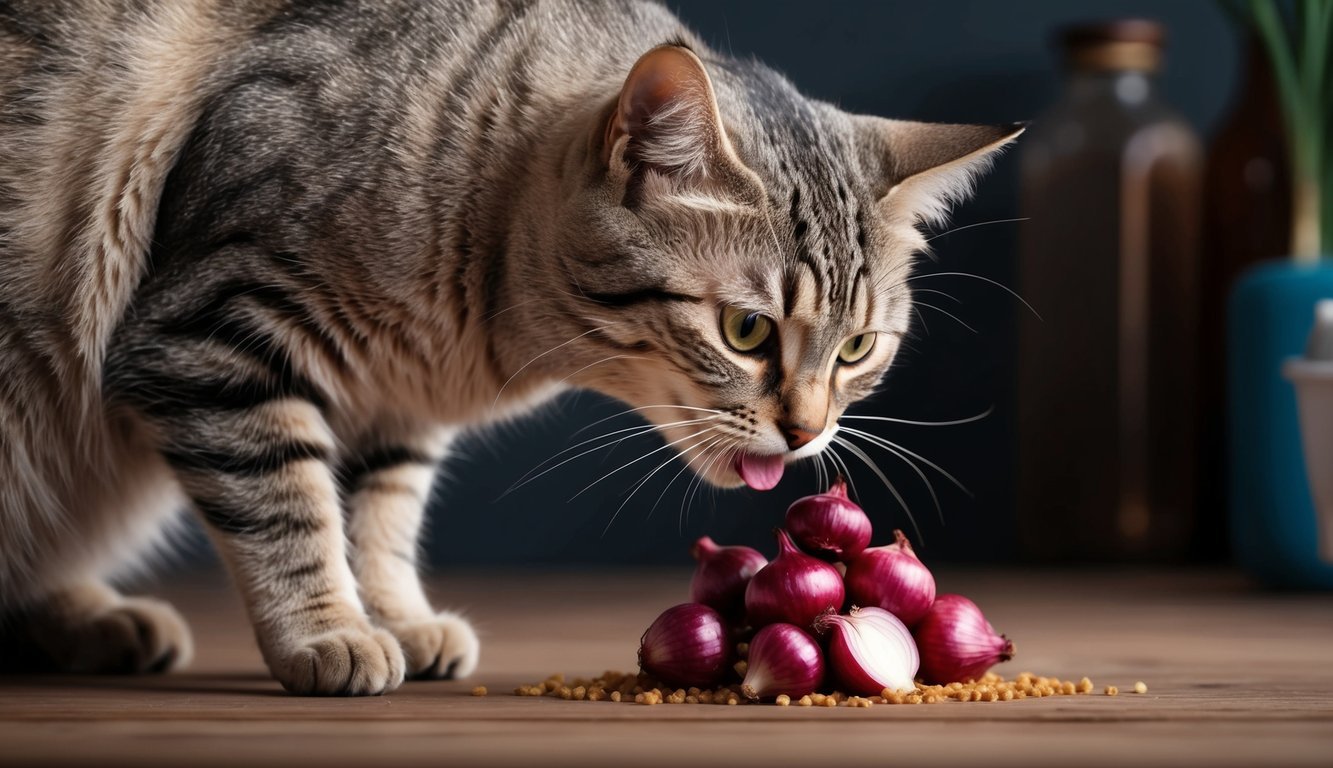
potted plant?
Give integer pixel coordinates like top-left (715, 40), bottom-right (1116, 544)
top-left (1227, 0), bottom-right (1333, 587)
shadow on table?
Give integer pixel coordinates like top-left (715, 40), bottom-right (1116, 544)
top-left (0, 670), bottom-right (288, 697)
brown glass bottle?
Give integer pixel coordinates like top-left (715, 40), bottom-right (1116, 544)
top-left (1196, 34), bottom-right (1290, 557)
top-left (1016, 21), bottom-right (1203, 561)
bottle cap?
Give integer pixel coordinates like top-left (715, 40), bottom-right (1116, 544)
top-left (1060, 20), bottom-right (1164, 73)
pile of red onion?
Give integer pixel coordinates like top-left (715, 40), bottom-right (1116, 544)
top-left (639, 477), bottom-right (1014, 700)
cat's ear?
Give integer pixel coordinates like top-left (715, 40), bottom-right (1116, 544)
top-left (855, 118), bottom-right (1025, 228)
top-left (603, 44), bottom-right (746, 193)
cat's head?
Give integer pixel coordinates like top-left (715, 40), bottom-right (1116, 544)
top-left (557, 44), bottom-right (1020, 490)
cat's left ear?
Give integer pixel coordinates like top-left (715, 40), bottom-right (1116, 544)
top-left (603, 44), bottom-right (755, 201)
top-left (855, 118), bottom-right (1025, 228)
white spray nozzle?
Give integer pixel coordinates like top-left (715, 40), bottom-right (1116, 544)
top-left (1308, 299), bottom-right (1333, 362)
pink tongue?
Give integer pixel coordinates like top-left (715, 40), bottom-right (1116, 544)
top-left (735, 452), bottom-right (785, 490)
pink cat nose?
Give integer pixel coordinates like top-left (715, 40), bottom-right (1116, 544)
top-left (781, 423), bottom-right (820, 451)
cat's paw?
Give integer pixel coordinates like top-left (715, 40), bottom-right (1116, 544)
top-left (39, 596), bottom-right (194, 674)
top-left (389, 611), bottom-right (480, 680)
top-left (273, 626), bottom-right (405, 696)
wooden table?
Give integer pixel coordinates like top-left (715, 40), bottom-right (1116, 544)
top-left (2, 568), bottom-right (1330, 767)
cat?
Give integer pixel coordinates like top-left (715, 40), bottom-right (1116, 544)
top-left (0, 0), bottom-right (1020, 695)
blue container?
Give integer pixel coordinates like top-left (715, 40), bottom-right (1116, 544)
top-left (1228, 260), bottom-right (1333, 588)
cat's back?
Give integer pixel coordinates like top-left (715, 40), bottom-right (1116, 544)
top-left (0, 0), bottom-right (288, 383)
top-left (0, 0), bottom-right (685, 367)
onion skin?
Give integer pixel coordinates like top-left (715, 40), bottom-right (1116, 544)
top-left (740, 623), bottom-right (824, 700)
top-left (689, 537), bottom-right (768, 622)
top-left (845, 529), bottom-right (936, 627)
top-left (784, 477), bottom-right (872, 562)
top-left (638, 603), bottom-right (732, 688)
top-left (818, 607), bottom-right (920, 695)
top-left (913, 593), bottom-right (1016, 684)
top-left (745, 529), bottom-right (845, 630)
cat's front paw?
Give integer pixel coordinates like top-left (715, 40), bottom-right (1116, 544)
top-left (388, 611), bottom-right (480, 680)
top-left (272, 626), bottom-right (405, 696)
top-left (35, 596), bottom-right (194, 674)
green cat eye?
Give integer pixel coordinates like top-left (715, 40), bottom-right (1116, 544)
top-left (838, 332), bottom-right (876, 364)
top-left (721, 306), bottom-right (773, 353)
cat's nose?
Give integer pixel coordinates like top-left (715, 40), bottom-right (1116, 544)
top-left (780, 423), bottom-right (820, 451)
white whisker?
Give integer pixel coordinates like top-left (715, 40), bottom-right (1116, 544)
top-left (907, 271), bottom-right (1042, 320)
top-left (492, 326), bottom-right (608, 408)
top-left (681, 435), bottom-right (740, 532)
top-left (831, 435), bottom-right (923, 544)
top-left (482, 296), bottom-right (546, 321)
top-left (603, 431), bottom-right (727, 536)
top-left (556, 354), bottom-right (647, 387)
top-left (924, 216), bottom-right (1030, 242)
top-left (911, 287), bottom-right (962, 304)
top-left (912, 305), bottom-right (930, 335)
top-left (821, 451), bottom-right (838, 490)
top-left (839, 426), bottom-right (973, 499)
top-left (841, 406), bottom-right (993, 427)
top-left (825, 446), bottom-right (858, 501)
top-left (570, 425), bottom-right (723, 501)
top-left (914, 300), bottom-right (976, 334)
top-left (570, 404), bottom-right (725, 439)
top-left (839, 427), bottom-right (944, 524)
top-left (678, 434), bottom-right (737, 533)
top-left (503, 416), bottom-right (720, 497)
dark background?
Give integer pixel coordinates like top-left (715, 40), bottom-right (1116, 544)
top-left (421, 0), bottom-right (1240, 568)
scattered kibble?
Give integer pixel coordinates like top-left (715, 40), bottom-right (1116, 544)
top-left (471, 685), bottom-right (488, 697)
top-left (509, 670), bottom-right (1142, 707)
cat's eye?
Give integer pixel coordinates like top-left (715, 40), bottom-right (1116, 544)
top-left (720, 306), bottom-right (773, 353)
top-left (838, 332), bottom-right (876, 364)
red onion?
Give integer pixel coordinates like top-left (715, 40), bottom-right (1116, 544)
top-left (844, 529), bottom-right (936, 627)
top-left (913, 593), bottom-right (1015, 684)
top-left (817, 607), bottom-right (920, 695)
top-left (689, 536), bottom-right (768, 621)
top-left (745, 529), bottom-right (845, 630)
top-left (784, 477), bottom-right (872, 562)
top-left (638, 603), bottom-right (731, 688)
top-left (740, 623), bottom-right (824, 700)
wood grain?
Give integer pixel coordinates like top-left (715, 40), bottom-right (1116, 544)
top-left (2, 568), bottom-right (1330, 767)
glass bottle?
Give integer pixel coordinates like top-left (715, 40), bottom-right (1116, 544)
top-left (1197, 34), bottom-right (1290, 557)
top-left (1016, 20), bottom-right (1203, 560)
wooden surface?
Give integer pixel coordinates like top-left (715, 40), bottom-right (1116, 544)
top-left (2, 568), bottom-right (1331, 767)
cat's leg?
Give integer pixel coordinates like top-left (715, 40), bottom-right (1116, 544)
top-left (341, 428), bottom-right (479, 680)
top-left (14, 581), bottom-right (193, 674)
top-left (151, 398), bottom-right (406, 695)
top-left (4, 416), bottom-right (194, 675)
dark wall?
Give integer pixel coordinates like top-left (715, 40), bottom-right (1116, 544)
top-left (424, 0), bottom-right (1240, 569)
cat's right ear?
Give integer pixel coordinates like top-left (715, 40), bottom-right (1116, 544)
top-left (854, 117), bottom-right (1025, 229)
top-left (602, 44), bottom-right (750, 198)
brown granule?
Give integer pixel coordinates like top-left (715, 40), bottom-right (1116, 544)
top-left (507, 670), bottom-right (1141, 707)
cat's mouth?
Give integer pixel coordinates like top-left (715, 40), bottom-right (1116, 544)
top-left (733, 451), bottom-right (785, 490)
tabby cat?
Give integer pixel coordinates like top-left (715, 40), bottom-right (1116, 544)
top-left (0, 0), bottom-right (1020, 695)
